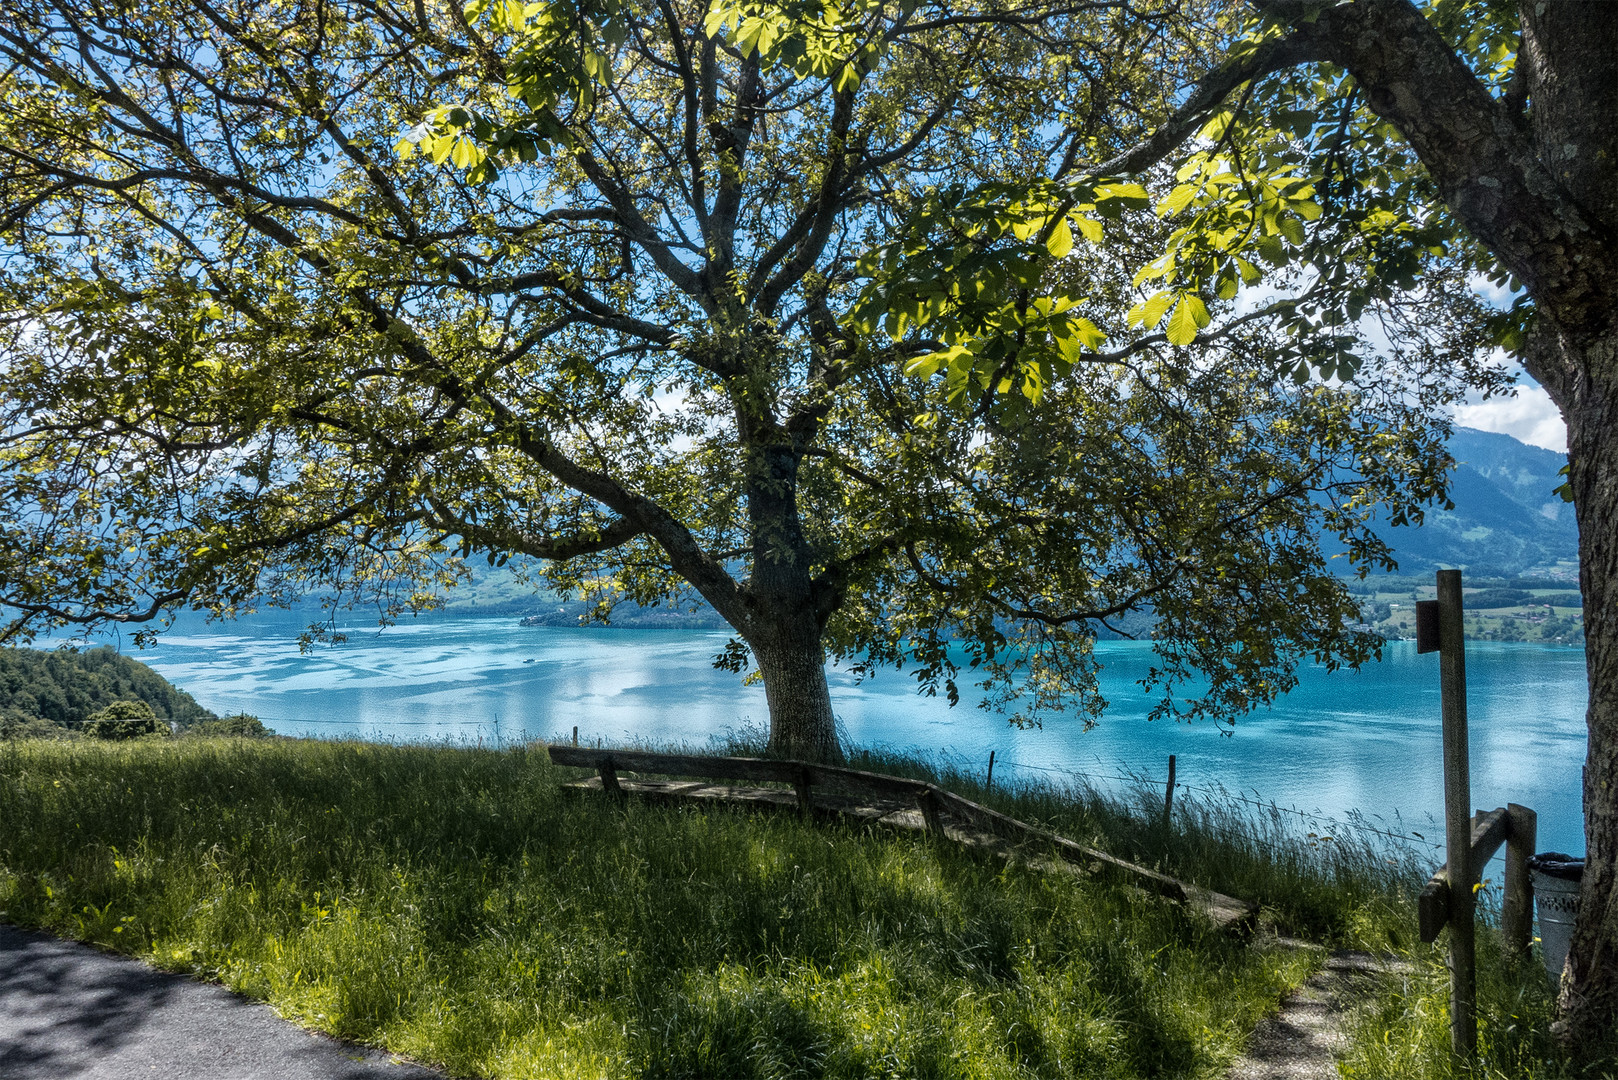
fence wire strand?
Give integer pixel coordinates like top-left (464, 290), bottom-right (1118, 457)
top-left (993, 758), bottom-right (1443, 850)
top-left (242, 715), bottom-right (1453, 854)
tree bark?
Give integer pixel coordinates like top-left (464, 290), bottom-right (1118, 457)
top-left (751, 611), bottom-right (842, 763)
top-left (1556, 334), bottom-right (1618, 1054)
top-left (735, 374), bottom-right (845, 762)
top-left (1514, 5), bottom-right (1618, 1054)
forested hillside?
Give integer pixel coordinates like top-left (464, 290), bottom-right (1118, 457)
top-left (1355, 427), bottom-right (1578, 576)
top-left (0, 647), bottom-right (216, 734)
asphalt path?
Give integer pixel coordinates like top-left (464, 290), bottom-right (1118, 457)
top-left (0, 923), bottom-right (447, 1079)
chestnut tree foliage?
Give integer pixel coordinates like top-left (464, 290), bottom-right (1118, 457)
top-left (0, 0), bottom-right (1492, 768)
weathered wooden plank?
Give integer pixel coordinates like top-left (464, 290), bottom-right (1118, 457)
top-left (803, 763), bottom-right (933, 801)
top-left (563, 776), bottom-right (800, 810)
top-left (547, 745), bottom-right (804, 785)
top-left (1419, 874), bottom-right (1449, 944)
top-left (931, 787), bottom-right (1190, 904)
top-left (1418, 806), bottom-right (1514, 944)
top-left (1502, 803), bottom-right (1537, 959)
top-left (1468, 807), bottom-right (1510, 878)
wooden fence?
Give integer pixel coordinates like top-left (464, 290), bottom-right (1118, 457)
top-left (1417, 802), bottom-right (1537, 953)
top-left (545, 743), bottom-right (1254, 930)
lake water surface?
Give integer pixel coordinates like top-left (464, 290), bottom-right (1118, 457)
top-left (128, 611), bottom-right (1591, 858)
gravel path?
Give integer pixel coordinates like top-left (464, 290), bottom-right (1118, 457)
top-left (0, 923), bottom-right (445, 1080)
top-left (1228, 948), bottom-right (1396, 1080)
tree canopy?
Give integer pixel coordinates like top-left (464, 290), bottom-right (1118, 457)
top-left (0, 0), bottom-right (1495, 767)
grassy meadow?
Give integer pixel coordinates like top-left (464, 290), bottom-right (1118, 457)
top-left (0, 736), bottom-right (1583, 1078)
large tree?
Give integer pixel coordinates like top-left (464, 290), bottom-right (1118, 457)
top-left (0, 0), bottom-right (1491, 763)
top-left (0, 0), bottom-right (1486, 766)
top-left (783, 0), bottom-right (1614, 1059)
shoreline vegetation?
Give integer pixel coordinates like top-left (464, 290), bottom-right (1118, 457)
top-left (1345, 574), bottom-right (1586, 648)
top-left (455, 568), bottom-right (1589, 648)
top-left (0, 736), bottom-right (1583, 1078)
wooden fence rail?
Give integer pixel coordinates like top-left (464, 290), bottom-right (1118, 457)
top-left (544, 744), bottom-right (1253, 929)
top-left (1417, 802), bottom-right (1537, 955)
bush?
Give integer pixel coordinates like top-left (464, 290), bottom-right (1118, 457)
top-left (189, 713), bottom-right (271, 738)
top-left (0, 710), bottom-right (67, 740)
top-left (81, 700), bottom-right (167, 740)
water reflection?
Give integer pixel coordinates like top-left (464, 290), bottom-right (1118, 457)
top-left (133, 612), bottom-right (1589, 856)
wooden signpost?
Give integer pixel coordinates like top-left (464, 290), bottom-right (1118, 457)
top-left (1417, 569), bottom-right (1477, 1059)
top-left (1415, 569), bottom-right (1538, 1064)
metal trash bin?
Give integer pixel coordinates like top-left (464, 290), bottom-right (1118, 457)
top-left (1528, 852), bottom-right (1584, 982)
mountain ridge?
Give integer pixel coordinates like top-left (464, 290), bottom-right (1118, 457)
top-left (1355, 426), bottom-right (1577, 577)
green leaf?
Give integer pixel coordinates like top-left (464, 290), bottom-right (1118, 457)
top-left (1052, 316), bottom-right (1107, 361)
top-left (1128, 291), bottom-right (1173, 330)
top-left (702, 2), bottom-right (737, 38)
top-left (1554, 464), bottom-right (1574, 503)
top-left (1046, 218), bottom-right (1074, 258)
top-left (1165, 295), bottom-right (1207, 346)
top-left (1070, 215), bottom-right (1103, 243)
top-left (1157, 183), bottom-right (1198, 217)
top-left (832, 62), bottom-right (864, 94)
top-left (1253, 235), bottom-right (1287, 266)
top-left (736, 14), bottom-right (782, 57)
top-left (1094, 181), bottom-right (1150, 205)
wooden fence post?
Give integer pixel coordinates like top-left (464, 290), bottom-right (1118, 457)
top-left (596, 755), bottom-right (623, 798)
top-left (985, 750), bottom-right (996, 796)
top-left (1503, 803), bottom-right (1538, 960)
top-left (1437, 568), bottom-right (1476, 1063)
top-left (1163, 754), bottom-right (1177, 829)
top-left (794, 764), bottom-right (813, 819)
top-left (919, 788), bottom-right (945, 837)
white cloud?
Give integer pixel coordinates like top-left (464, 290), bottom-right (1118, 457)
top-left (1454, 380), bottom-right (1567, 453)
top-left (1451, 278), bottom-right (1566, 450)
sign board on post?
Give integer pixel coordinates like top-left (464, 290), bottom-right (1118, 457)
top-left (1415, 599), bottom-right (1441, 654)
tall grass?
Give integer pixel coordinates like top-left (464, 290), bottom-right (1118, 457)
top-left (832, 744), bottom-right (1424, 951)
top-left (758, 741), bottom-right (1602, 1079)
top-left (0, 736), bottom-right (1591, 1077)
top-left (0, 737), bottom-right (1319, 1079)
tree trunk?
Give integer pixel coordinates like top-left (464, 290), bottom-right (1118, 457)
top-left (751, 610), bottom-right (843, 763)
top-left (1555, 334), bottom-right (1618, 1058)
top-left (737, 401), bottom-right (844, 763)
top-left (1517, 6), bottom-right (1618, 1056)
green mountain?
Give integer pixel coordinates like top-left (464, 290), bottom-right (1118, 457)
top-left (1363, 427), bottom-right (1578, 577)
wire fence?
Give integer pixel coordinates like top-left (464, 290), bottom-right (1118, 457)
top-left (991, 757), bottom-right (1448, 852)
top-left (244, 713), bottom-right (1468, 860)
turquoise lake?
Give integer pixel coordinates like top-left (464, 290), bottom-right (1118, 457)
top-left (125, 611), bottom-right (1591, 860)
